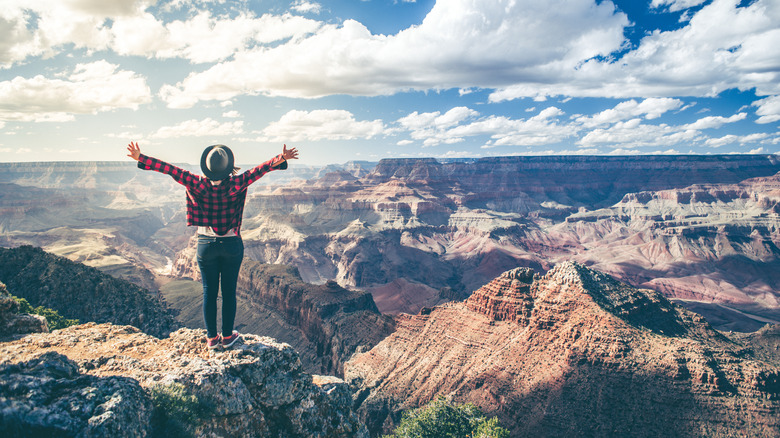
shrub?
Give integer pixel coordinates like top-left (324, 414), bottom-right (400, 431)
top-left (150, 382), bottom-right (201, 438)
top-left (11, 295), bottom-right (79, 330)
top-left (383, 396), bottom-right (510, 438)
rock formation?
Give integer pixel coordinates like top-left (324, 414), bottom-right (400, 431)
top-left (159, 262), bottom-right (396, 377)
top-left (2, 155), bottom-right (780, 331)
top-left (0, 246), bottom-right (179, 338)
top-left (0, 323), bottom-right (367, 438)
top-left (345, 263), bottom-right (780, 437)
top-left (228, 155), bottom-right (780, 328)
top-left (236, 262), bottom-right (396, 376)
top-left (0, 281), bottom-right (48, 338)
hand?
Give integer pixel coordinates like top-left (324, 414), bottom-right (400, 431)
top-left (282, 144), bottom-right (299, 161)
top-left (127, 142), bottom-right (141, 161)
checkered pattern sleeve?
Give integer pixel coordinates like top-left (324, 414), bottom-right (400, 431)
top-left (232, 153), bottom-right (288, 189)
top-left (136, 154), bottom-right (204, 193)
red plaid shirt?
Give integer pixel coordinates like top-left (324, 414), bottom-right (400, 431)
top-left (137, 153), bottom-right (287, 236)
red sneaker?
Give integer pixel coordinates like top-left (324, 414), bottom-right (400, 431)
top-left (207, 335), bottom-right (221, 350)
top-left (222, 331), bottom-right (240, 349)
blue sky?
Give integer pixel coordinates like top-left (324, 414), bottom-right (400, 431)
top-left (1, 0), bottom-right (778, 165)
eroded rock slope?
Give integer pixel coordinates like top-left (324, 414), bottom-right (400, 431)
top-left (345, 262), bottom-right (780, 437)
top-left (0, 246), bottom-right (179, 338)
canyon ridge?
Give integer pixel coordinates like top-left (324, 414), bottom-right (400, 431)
top-left (1, 154), bottom-right (779, 332)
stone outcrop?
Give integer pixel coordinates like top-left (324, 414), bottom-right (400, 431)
top-left (0, 246), bottom-right (180, 338)
top-left (0, 281), bottom-right (48, 338)
top-left (0, 323), bottom-right (367, 438)
top-left (345, 262), bottom-right (780, 437)
top-left (1, 351), bottom-right (151, 438)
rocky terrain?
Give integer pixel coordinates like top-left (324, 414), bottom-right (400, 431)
top-left (235, 261), bottom-right (395, 376)
top-left (0, 245), bottom-right (393, 377)
top-left (0, 246), bottom-right (180, 338)
top-left (1, 155), bottom-right (780, 331)
top-left (159, 262), bottom-right (396, 376)
top-left (0, 322), bottom-right (366, 437)
top-left (345, 263), bottom-right (780, 437)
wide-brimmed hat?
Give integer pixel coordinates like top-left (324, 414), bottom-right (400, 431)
top-left (200, 144), bottom-right (234, 180)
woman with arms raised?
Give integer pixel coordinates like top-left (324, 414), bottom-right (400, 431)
top-left (127, 141), bottom-right (299, 350)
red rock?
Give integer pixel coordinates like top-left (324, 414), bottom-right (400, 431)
top-left (345, 262), bottom-right (780, 437)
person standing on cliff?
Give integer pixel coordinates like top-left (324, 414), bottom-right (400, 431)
top-left (126, 141), bottom-right (299, 350)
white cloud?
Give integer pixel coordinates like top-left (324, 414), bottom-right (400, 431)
top-left (291, 1), bottom-right (322, 14)
top-left (650, 0), bottom-right (707, 13)
top-left (705, 134), bottom-right (738, 148)
top-left (684, 112), bottom-right (746, 130)
top-left (159, 0), bottom-right (629, 105)
top-left (112, 11), bottom-right (322, 64)
top-left (5, 0), bottom-right (780, 113)
top-left (706, 132), bottom-right (772, 148)
top-left (754, 95), bottom-right (780, 124)
top-left (150, 118), bottom-right (245, 139)
top-left (1, 1), bottom-right (322, 68)
top-left (490, 0), bottom-right (780, 101)
top-left (398, 107), bottom-right (479, 131)
top-left (0, 60), bottom-right (151, 122)
top-left (576, 98), bottom-right (683, 127)
top-left (436, 150), bottom-right (482, 159)
top-left (398, 106), bottom-right (573, 148)
top-left (222, 110), bottom-right (241, 118)
top-left (398, 107), bottom-right (480, 147)
top-left (260, 109), bottom-right (386, 142)
top-left (397, 101), bottom-right (758, 152)
top-left (578, 119), bottom-right (700, 149)
top-left (0, 0), bottom-right (155, 68)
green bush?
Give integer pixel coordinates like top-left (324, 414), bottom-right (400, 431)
top-left (150, 382), bottom-right (201, 438)
top-left (11, 295), bottom-right (79, 330)
top-left (383, 396), bottom-right (510, 438)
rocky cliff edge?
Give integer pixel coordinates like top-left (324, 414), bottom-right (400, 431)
top-left (0, 323), bottom-right (367, 438)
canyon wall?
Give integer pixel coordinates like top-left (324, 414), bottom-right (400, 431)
top-left (345, 263), bottom-right (780, 437)
top-left (2, 155), bottom-right (779, 331)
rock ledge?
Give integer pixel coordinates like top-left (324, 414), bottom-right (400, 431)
top-left (0, 323), bottom-right (367, 437)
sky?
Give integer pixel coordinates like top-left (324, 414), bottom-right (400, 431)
top-left (1, 0), bottom-right (779, 166)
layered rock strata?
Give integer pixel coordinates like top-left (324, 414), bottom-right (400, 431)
top-left (345, 262), bottom-right (780, 437)
top-left (236, 262), bottom-right (395, 376)
top-left (3, 156), bottom-right (780, 330)
top-left (0, 323), bottom-right (367, 438)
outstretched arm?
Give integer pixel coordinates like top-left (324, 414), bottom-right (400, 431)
top-left (127, 141), bottom-right (141, 161)
top-left (129, 141), bottom-right (202, 190)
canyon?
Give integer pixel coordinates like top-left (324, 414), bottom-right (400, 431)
top-left (4, 256), bottom-right (777, 436)
top-left (2, 155), bottom-right (778, 332)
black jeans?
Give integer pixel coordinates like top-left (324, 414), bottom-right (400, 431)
top-left (196, 235), bottom-right (243, 338)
